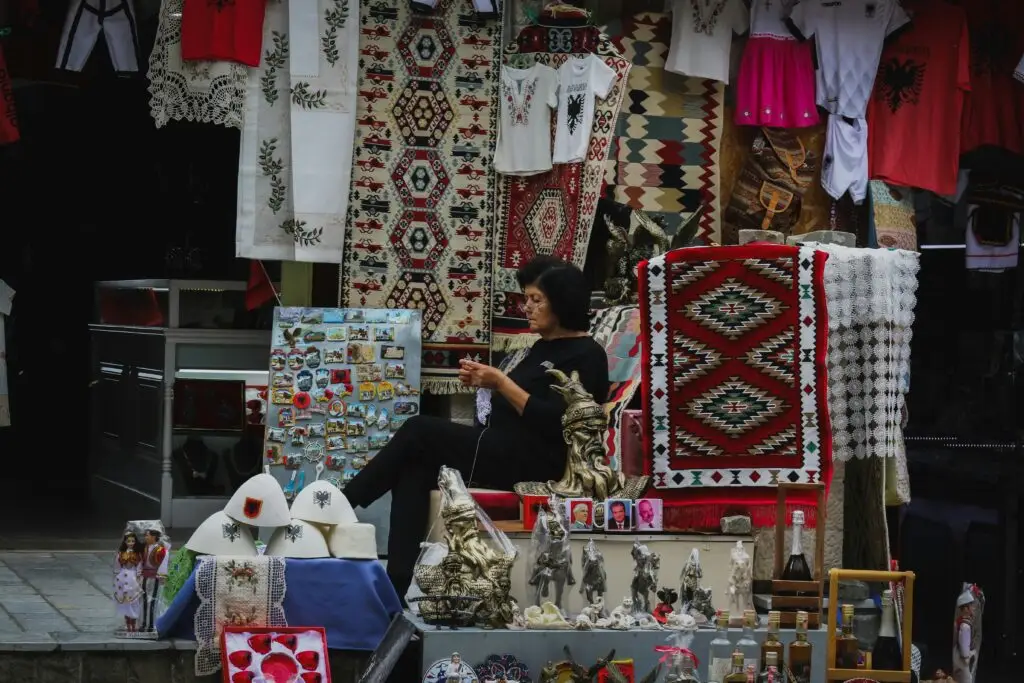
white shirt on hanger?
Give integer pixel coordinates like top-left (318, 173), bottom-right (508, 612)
top-left (665, 0), bottom-right (749, 83)
top-left (552, 54), bottom-right (616, 164)
top-left (787, 0), bottom-right (909, 118)
top-left (494, 63), bottom-right (559, 176)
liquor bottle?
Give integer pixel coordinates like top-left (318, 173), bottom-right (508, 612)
top-left (781, 510), bottom-right (812, 582)
top-left (787, 611), bottom-right (813, 683)
top-left (709, 610), bottom-right (734, 683)
top-left (760, 611), bottom-right (784, 670)
top-left (835, 603), bottom-right (859, 669)
top-left (723, 651), bottom-right (748, 683)
top-left (678, 653), bottom-right (700, 682)
top-left (872, 590), bottom-right (902, 670)
top-left (737, 609), bottom-right (760, 674)
top-left (758, 651), bottom-right (786, 683)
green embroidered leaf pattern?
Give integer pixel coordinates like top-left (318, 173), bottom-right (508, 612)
top-left (290, 82), bottom-right (328, 109)
top-left (281, 219), bottom-right (324, 246)
top-left (258, 138), bottom-right (287, 214)
top-left (260, 31), bottom-right (290, 106)
top-left (320, 0), bottom-right (349, 67)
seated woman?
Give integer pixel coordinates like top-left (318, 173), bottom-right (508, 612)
top-left (343, 256), bottom-right (609, 601)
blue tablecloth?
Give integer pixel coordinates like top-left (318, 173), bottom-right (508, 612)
top-left (156, 558), bottom-right (402, 651)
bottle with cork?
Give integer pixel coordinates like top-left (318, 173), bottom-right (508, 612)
top-left (835, 603), bottom-right (859, 669)
top-left (760, 611), bottom-right (783, 670)
top-left (787, 610), bottom-right (812, 683)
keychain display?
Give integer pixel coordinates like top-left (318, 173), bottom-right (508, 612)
top-left (265, 308), bottom-right (423, 496)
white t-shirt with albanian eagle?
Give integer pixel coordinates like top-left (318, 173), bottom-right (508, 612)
top-left (552, 54), bottom-right (616, 164)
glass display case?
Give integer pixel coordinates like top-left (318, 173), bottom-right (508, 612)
top-left (90, 280), bottom-right (274, 528)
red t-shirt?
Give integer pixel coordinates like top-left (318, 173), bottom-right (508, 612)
top-left (867, 0), bottom-right (970, 196)
top-left (180, 0), bottom-right (267, 68)
top-left (959, 0), bottom-right (1024, 156)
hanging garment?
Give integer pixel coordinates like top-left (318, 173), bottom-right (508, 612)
top-left (822, 115), bottom-right (869, 205)
top-left (0, 279), bottom-right (14, 427)
top-left (0, 45), bottom-right (18, 145)
top-left (55, 0), bottom-right (140, 72)
top-left (180, 0), bottom-right (267, 68)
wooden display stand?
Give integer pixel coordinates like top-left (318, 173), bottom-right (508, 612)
top-left (771, 483), bottom-right (825, 628)
top-left (825, 568), bottom-right (916, 683)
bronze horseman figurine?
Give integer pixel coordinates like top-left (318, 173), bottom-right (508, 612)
top-left (515, 368), bottom-right (648, 501)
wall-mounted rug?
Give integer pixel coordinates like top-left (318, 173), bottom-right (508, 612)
top-left (638, 244), bottom-right (832, 529)
top-left (603, 11), bottom-right (725, 243)
top-left (492, 25), bottom-right (630, 347)
top-left (339, 0), bottom-right (501, 394)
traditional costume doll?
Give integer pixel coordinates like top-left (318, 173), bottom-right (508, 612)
top-left (139, 528), bottom-right (170, 632)
top-left (953, 584), bottom-right (984, 683)
top-left (113, 531), bottom-right (143, 632)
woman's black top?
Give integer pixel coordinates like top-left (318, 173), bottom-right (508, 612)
top-left (487, 335), bottom-right (609, 458)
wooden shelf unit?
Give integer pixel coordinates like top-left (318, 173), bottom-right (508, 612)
top-left (825, 568), bottom-right (916, 683)
top-left (770, 483), bottom-right (826, 628)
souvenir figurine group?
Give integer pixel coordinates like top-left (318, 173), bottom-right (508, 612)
top-left (114, 521), bottom-right (170, 638)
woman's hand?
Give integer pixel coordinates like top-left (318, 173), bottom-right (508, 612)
top-left (458, 359), bottom-right (504, 390)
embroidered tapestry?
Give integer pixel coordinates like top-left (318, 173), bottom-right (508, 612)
top-left (236, 0), bottom-right (359, 262)
top-left (340, 0), bottom-right (500, 393)
top-left (492, 25), bottom-right (630, 347)
top-left (604, 12), bottom-right (725, 242)
top-left (590, 304), bottom-right (643, 472)
top-left (193, 555), bottom-right (287, 676)
top-left (639, 245), bottom-right (832, 529)
top-left (147, 0), bottom-right (248, 130)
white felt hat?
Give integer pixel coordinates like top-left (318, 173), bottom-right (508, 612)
top-left (265, 518), bottom-right (331, 559)
top-left (327, 522), bottom-right (378, 560)
top-left (957, 589), bottom-right (975, 607)
top-left (290, 480), bottom-right (357, 526)
top-left (185, 511), bottom-right (258, 557)
top-left (224, 473), bottom-right (291, 527)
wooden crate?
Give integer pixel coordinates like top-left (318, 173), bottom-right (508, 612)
top-left (770, 483), bottom-right (825, 628)
top-left (825, 568), bottom-right (916, 683)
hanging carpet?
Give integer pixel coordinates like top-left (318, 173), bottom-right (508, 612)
top-left (492, 25), bottom-right (630, 347)
top-left (639, 244), bottom-right (832, 529)
top-left (235, 0), bottom-right (359, 262)
top-left (339, 0), bottom-right (501, 393)
top-left (603, 11), bottom-right (725, 242)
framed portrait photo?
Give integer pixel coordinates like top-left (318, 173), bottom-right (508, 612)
top-left (565, 498), bottom-right (594, 531)
top-left (604, 498), bottom-right (633, 532)
top-left (634, 498), bottom-right (663, 531)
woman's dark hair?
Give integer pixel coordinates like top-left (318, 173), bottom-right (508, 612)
top-left (516, 256), bottom-right (591, 332)
top-left (119, 531), bottom-right (139, 554)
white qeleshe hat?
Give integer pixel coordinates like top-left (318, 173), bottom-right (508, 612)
top-left (327, 522), bottom-right (378, 560)
top-left (956, 589), bottom-right (975, 608)
top-left (290, 480), bottom-right (357, 526)
top-left (225, 473), bottom-right (291, 527)
top-left (185, 511), bottom-right (258, 557)
top-left (265, 518), bottom-right (331, 559)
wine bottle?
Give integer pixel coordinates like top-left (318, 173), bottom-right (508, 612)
top-left (723, 651), bottom-right (748, 683)
top-left (709, 610), bottom-right (734, 683)
top-left (757, 651), bottom-right (786, 683)
top-left (835, 603), bottom-right (859, 669)
top-left (760, 611), bottom-right (784, 670)
top-left (737, 609), bottom-right (760, 674)
top-left (781, 510), bottom-right (812, 582)
top-left (787, 611), bottom-right (812, 683)
top-left (872, 590), bottom-right (902, 670)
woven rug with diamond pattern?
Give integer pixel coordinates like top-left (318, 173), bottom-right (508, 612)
top-left (492, 25), bottom-right (630, 347)
top-left (639, 245), bottom-right (833, 529)
top-left (603, 11), bottom-right (725, 242)
top-left (340, 0), bottom-right (500, 393)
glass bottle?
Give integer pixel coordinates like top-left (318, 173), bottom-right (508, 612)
top-left (737, 609), bottom-right (760, 674)
top-left (760, 611), bottom-right (784, 670)
top-left (758, 651), bottom-right (786, 683)
top-left (709, 610), bottom-right (734, 683)
top-left (872, 590), bottom-right (902, 670)
top-left (723, 651), bottom-right (748, 683)
top-left (677, 653), bottom-right (701, 683)
top-left (781, 510), bottom-right (812, 583)
top-left (788, 611), bottom-right (813, 683)
top-left (835, 603), bottom-right (859, 669)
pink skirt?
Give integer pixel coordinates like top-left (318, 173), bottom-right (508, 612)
top-left (735, 36), bottom-right (819, 128)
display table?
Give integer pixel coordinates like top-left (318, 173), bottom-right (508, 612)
top-left (157, 558), bottom-right (402, 651)
top-left (412, 614), bottom-right (829, 681)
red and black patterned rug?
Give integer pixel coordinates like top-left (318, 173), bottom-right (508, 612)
top-left (341, 0), bottom-right (500, 393)
top-left (639, 244), bottom-right (832, 529)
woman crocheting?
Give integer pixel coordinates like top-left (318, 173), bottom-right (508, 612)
top-left (344, 256), bottom-right (609, 601)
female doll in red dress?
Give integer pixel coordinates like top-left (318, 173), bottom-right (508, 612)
top-left (113, 531), bottom-right (143, 632)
